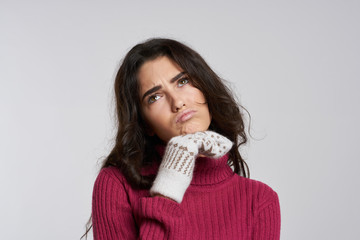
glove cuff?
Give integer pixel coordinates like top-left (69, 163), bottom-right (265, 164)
top-left (150, 167), bottom-right (192, 203)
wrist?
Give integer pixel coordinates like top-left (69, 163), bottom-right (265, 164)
top-left (150, 167), bottom-right (192, 203)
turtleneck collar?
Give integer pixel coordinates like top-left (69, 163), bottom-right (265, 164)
top-left (190, 154), bottom-right (234, 186)
top-left (148, 144), bottom-right (234, 186)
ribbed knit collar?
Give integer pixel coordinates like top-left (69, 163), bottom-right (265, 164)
top-left (191, 154), bottom-right (234, 186)
top-left (150, 145), bottom-right (234, 186)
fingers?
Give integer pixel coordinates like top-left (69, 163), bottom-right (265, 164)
top-left (193, 131), bottom-right (233, 158)
top-left (167, 131), bottom-right (233, 158)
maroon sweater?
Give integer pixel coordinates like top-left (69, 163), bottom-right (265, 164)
top-left (92, 154), bottom-right (281, 239)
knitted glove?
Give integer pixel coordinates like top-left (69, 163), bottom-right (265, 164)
top-left (192, 131), bottom-right (233, 158)
top-left (150, 131), bottom-right (233, 203)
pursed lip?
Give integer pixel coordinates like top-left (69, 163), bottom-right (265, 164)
top-left (175, 109), bottom-right (196, 123)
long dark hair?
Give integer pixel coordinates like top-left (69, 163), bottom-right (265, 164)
top-left (81, 38), bottom-right (250, 239)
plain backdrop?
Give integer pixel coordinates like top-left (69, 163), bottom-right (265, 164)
top-left (1, 0), bottom-right (359, 239)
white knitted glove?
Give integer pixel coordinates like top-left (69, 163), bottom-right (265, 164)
top-left (150, 131), bottom-right (233, 203)
top-left (192, 131), bottom-right (233, 158)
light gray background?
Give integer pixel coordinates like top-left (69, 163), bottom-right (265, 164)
top-left (1, 0), bottom-right (359, 239)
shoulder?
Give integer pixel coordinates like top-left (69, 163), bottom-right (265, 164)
top-left (92, 166), bottom-right (136, 207)
top-left (93, 166), bottom-right (129, 193)
top-left (95, 166), bottom-right (126, 181)
top-left (237, 176), bottom-right (279, 209)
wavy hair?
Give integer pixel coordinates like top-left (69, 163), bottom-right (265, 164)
top-left (81, 38), bottom-right (250, 239)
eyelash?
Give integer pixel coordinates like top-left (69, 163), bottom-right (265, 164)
top-left (147, 77), bottom-right (190, 104)
top-left (177, 77), bottom-right (189, 87)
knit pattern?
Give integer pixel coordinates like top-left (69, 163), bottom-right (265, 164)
top-left (162, 142), bottom-right (195, 177)
top-left (150, 131), bottom-right (233, 203)
top-left (92, 154), bottom-right (281, 239)
top-left (192, 131), bottom-right (232, 158)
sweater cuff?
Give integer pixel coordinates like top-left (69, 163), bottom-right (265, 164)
top-left (139, 196), bottom-right (182, 218)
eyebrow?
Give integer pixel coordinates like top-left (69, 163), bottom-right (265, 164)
top-left (141, 71), bottom-right (186, 102)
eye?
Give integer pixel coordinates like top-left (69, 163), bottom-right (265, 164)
top-left (148, 94), bottom-right (160, 104)
top-left (177, 77), bottom-right (189, 87)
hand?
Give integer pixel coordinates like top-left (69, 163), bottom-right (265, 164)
top-left (150, 131), bottom-right (233, 203)
top-left (191, 131), bottom-right (233, 159)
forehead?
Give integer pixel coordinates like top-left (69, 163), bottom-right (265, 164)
top-left (137, 56), bottom-right (183, 93)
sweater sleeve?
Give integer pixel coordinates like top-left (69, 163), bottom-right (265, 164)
top-left (92, 167), bottom-right (185, 240)
top-left (137, 196), bottom-right (185, 239)
top-left (253, 186), bottom-right (281, 240)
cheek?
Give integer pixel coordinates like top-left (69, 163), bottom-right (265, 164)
top-left (144, 110), bottom-right (161, 129)
top-left (142, 105), bottom-right (173, 136)
top-left (190, 89), bottom-right (209, 113)
top-left (187, 88), bottom-right (211, 125)
top-left (188, 87), bottom-right (206, 103)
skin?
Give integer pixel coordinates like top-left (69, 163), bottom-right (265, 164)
top-left (138, 56), bottom-right (212, 143)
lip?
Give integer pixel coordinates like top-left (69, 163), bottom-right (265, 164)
top-left (175, 109), bottom-right (196, 123)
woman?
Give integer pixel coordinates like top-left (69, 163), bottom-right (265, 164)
top-left (88, 38), bottom-right (281, 239)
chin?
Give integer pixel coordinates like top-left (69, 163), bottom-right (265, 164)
top-left (180, 122), bottom-right (208, 135)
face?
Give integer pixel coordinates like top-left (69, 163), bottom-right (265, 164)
top-left (138, 56), bottom-right (211, 143)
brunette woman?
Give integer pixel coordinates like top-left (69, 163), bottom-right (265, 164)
top-left (87, 38), bottom-right (281, 239)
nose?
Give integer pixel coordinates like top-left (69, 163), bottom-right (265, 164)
top-left (170, 93), bottom-right (185, 112)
